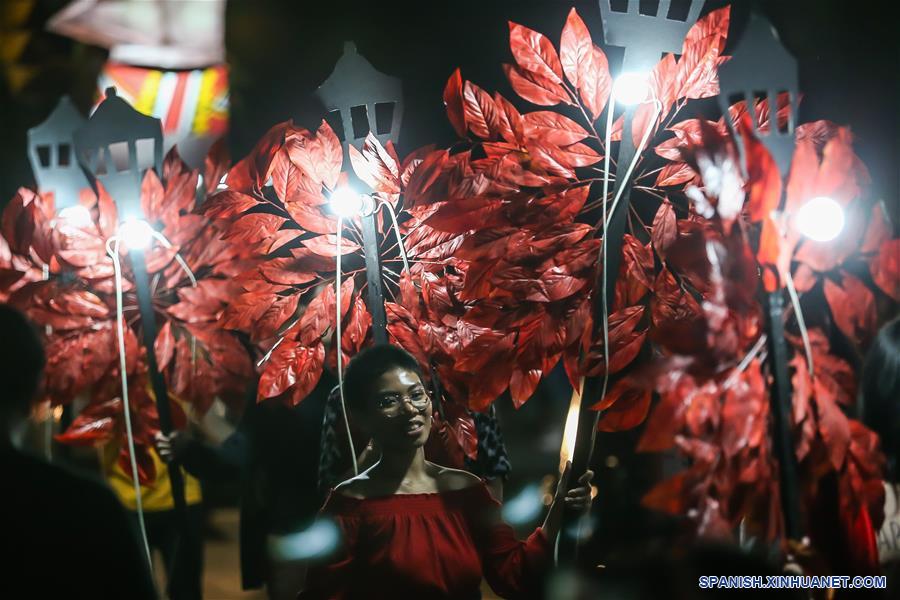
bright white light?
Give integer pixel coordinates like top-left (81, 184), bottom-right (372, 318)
top-left (329, 186), bottom-right (371, 218)
top-left (267, 519), bottom-right (340, 561)
top-left (502, 483), bottom-right (544, 525)
top-left (57, 205), bottom-right (92, 228)
top-left (795, 196), bottom-right (844, 242)
top-left (118, 218), bottom-right (155, 250)
top-left (613, 71), bottom-right (650, 105)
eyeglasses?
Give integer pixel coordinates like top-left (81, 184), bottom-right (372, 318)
top-left (374, 387), bottom-right (431, 417)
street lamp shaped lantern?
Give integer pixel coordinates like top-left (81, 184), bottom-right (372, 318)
top-left (316, 41), bottom-right (404, 163)
top-left (315, 41), bottom-right (405, 345)
top-left (27, 96), bottom-right (90, 212)
top-left (558, 0), bottom-right (707, 564)
top-left (600, 0), bottom-right (704, 74)
top-left (74, 87), bottom-right (163, 222)
top-left (73, 87), bottom-right (189, 524)
top-left (716, 13), bottom-right (799, 178)
top-left (715, 13), bottom-right (802, 541)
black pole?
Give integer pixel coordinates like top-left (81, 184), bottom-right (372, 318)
top-left (558, 104), bottom-right (638, 561)
top-left (129, 250), bottom-right (188, 520)
top-left (360, 210), bottom-right (388, 345)
top-left (765, 290), bottom-right (803, 540)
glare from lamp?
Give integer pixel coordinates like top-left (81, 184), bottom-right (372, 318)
top-left (57, 205), bottom-right (92, 228)
top-left (613, 71), bottom-right (650, 105)
top-left (118, 218), bottom-right (155, 250)
top-left (795, 196), bottom-right (844, 242)
top-left (329, 186), bottom-right (371, 218)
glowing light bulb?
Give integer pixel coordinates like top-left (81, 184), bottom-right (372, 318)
top-left (57, 205), bottom-right (92, 228)
top-left (613, 71), bottom-right (650, 105)
top-left (329, 187), bottom-right (371, 218)
top-left (118, 218), bottom-right (155, 250)
top-left (795, 196), bottom-right (844, 242)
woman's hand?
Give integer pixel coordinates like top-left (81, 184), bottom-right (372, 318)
top-left (542, 461), bottom-right (595, 540)
top-left (556, 461), bottom-right (593, 512)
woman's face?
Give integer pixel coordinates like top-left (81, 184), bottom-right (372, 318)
top-left (364, 367), bottom-right (432, 450)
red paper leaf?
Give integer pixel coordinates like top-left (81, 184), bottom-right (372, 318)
top-left (509, 368), bottom-right (541, 408)
top-left (522, 111), bottom-right (589, 146)
top-left (302, 234), bottom-right (361, 257)
top-left (871, 239), bottom-right (900, 301)
top-left (596, 380), bottom-right (652, 432)
top-left (254, 293), bottom-right (301, 342)
top-left (509, 22), bottom-right (564, 84)
top-left (443, 68), bottom-right (467, 138)
top-left (503, 63), bottom-right (569, 107)
top-left (651, 200), bottom-right (677, 259)
top-left (656, 161), bottom-right (696, 187)
top-left (220, 213), bottom-right (287, 246)
top-left (463, 81), bottom-right (503, 141)
top-left (155, 321), bottom-right (176, 371)
top-left (204, 190), bottom-right (261, 221)
top-left (258, 340), bottom-right (324, 401)
top-left (559, 9), bottom-right (611, 120)
top-left (823, 272), bottom-right (877, 346)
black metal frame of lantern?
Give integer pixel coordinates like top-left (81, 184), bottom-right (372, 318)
top-left (27, 96), bottom-right (90, 213)
top-left (73, 88), bottom-right (190, 529)
top-left (560, 0), bottom-right (705, 561)
top-left (716, 13), bottom-right (803, 542)
top-left (315, 41), bottom-right (405, 345)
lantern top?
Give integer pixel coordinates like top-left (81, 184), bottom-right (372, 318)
top-left (316, 42), bottom-right (401, 108)
top-left (717, 13), bottom-right (797, 98)
top-left (73, 86), bottom-right (163, 222)
top-left (27, 96), bottom-right (90, 210)
top-left (28, 96), bottom-right (85, 143)
top-left (77, 87), bottom-right (163, 148)
top-left (315, 40), bottom-right (404, 159)
top-left (716, 13), bottom-right (799, 177)
top-left (599, 0), bottom-right (704, 73)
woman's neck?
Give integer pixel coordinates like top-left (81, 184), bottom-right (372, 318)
top-left (371, 446), bottom-right (430, 487)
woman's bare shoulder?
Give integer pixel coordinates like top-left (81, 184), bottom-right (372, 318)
top-left (333, 469), bottom-right (375, 499)
top-left (430, 463), bottom-right (483, 492)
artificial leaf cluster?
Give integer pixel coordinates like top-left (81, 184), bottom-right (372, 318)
top-left (0, 147), bottom-right (253, 482)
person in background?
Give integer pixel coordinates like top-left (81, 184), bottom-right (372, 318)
top-left (156, 374), bottom-right (336, 600)
top-left (102, 395), bottom-right (205, 600)
top-left (861, 316), bottom-right (900, 582)
top-left (300, 344), bottom-right (594, 599)
top-left (0, 303), bottom-right (157, 600)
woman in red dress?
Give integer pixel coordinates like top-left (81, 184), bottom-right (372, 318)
top-left (299, 345), bottom-right (593, 599)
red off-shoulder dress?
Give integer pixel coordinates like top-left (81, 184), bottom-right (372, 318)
top-left (299, 482), bottom-right (550, 599)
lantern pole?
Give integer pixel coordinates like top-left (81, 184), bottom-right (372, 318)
top-left (315, 41), bottom-right (404, 344)
top-left (715, 13), bottom-right (804, 541)
top-left (559, 0), bottom-right (705, 562)
top-left (73, 88), bottom-right (189, 527)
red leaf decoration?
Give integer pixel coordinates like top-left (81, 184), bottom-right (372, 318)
top-left (503, 63), bottom-right (569, 107)
top-left (651, 200), bottom-right (677, 259)
top-left (871, 239), bottom-right (900, 301)
top-left (509, 22), bottom-right (564, 85)
top-left (823, 272), bottom-right (877, 347)
top-left (443, 68), bottom-right (467, 138)
top-left (596, 380), bottom-right (652, 432)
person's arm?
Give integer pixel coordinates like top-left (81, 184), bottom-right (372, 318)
top-left (155, 429), bottom-right (246, 482)
top-left (473, 463), bottom-right (593, 599)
